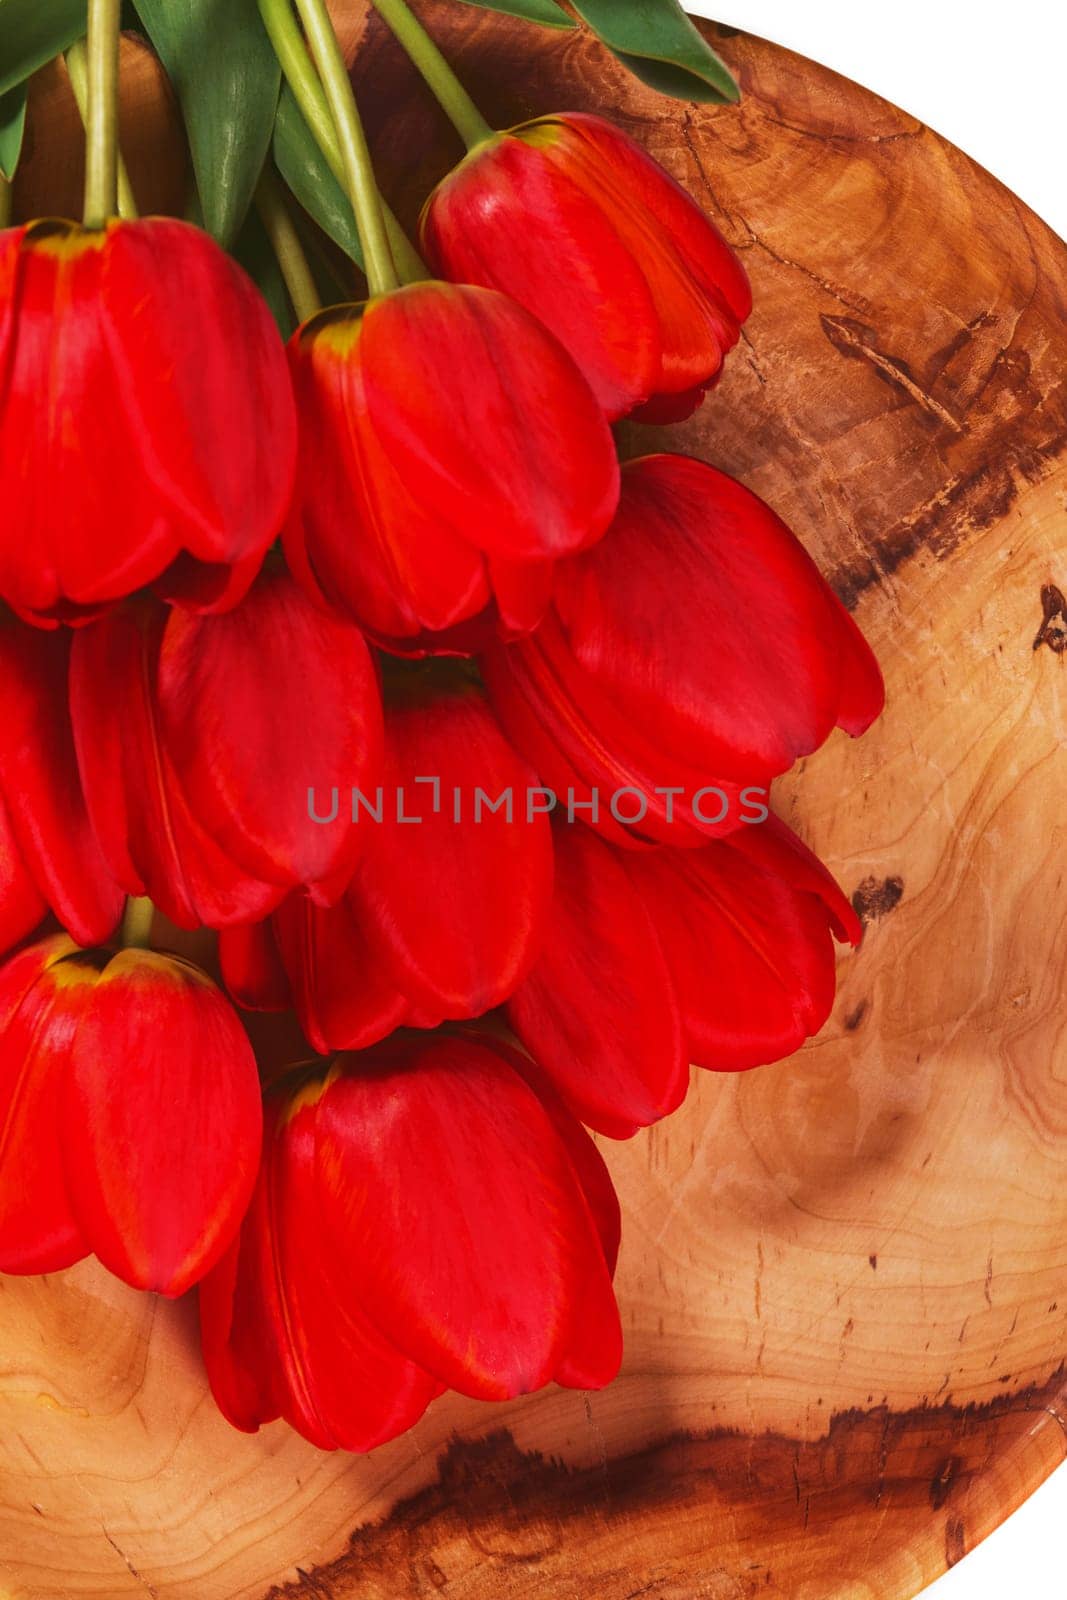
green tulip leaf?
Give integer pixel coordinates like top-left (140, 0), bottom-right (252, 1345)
top-left (568, 1), bottom-right (740, 104)
top-left (0, 0), bottom-right (86, 99)
top-left (273, 86), bottom-right (364, 270)
top-left (0, 81), bottom-right (28, 182)
top-left (133, 0), bottom-right (280, 247)
top-left (452, 0), bottom-right (574, 26)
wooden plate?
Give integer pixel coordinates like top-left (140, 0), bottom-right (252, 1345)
top-left (3, 7), bottom-right (1066, 1597)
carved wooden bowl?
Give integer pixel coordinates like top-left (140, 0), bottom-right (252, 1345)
top-left (2, 7), bottom-right (1065, 1597)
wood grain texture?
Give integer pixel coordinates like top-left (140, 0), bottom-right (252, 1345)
top-left (12, 35), bottom-right (188, 224)
top-left (2, 5), bottom-right (1066, 1598)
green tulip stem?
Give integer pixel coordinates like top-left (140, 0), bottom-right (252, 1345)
top-left (121, 896), bottom-right (156, 952)
top-left (258, 0), bottom-right (336, 160)
top-left (66, 41), bottom-right (138, 221)
top-left (285, 0), bottom-right (397, 296)
top-left (255, 168), bottom-right (322, 323)
top-left (370, 0), bottom-right (492, 152)
top-left (82, 0), bottom-right (121, 226)
top-left (257, 0), bottom-right (427, 284)
top-left (0, 177), bottom-right (11, 230)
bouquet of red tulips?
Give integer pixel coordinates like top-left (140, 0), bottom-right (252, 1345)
top-left (0, 0), bottom-right (884, 1452)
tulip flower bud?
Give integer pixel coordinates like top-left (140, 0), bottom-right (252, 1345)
top-left (284, 280), bottom-right (619, 648)
top-left (68, 568), bottom-right (384, 930)
top-left (0, 933), bottom-right (261, 1294)
top-left (421, 112), bottom-right (752, 423)
top-left (221, 662), bottom-right (554, 1050)
top-left (200, 1031), bottom-right (621, 1450)
top-left (0, 218), bottom-right (296, 625)
top-left (485, 454), bottom-right (885, 848)
top-left (509, 817), bottom-right (862, 1139)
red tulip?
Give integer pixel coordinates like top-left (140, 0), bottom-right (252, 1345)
top-left (0, 932), bottom-right (261, 1293)
top-left (484, 454), bottom-right (885, 848)
top-left (0, 218), bottom-right (296, 625)
top-left (200, 1031), bottom-right (621, 1450)
top-left (508, 816), bottom-right (862, 1138)
top-left (421, 112), bottom-right (751, 424)
top-left (68, 568), bottom-right (384, 930)
top-left (284, 281), bottom-right (619, 648)
top-left (0, 618), bottom-right (123, 951)
top-left (220, 666), bottom-right (553, 1048)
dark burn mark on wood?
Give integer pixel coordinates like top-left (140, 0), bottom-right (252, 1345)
top-left (266, 1366), bottom-right (1067, 1600)
top-left (831, 429), bottom-right (1067, 611)
top-left (1033, 583), bottom-right (1067, 653)
top-left (844, 999), bottom-right (869, 1032)
top-left (869, 1254), bottom-right (879, 1270)
top-left (851, 876), bottom-right (904, 926)
top-left (820, 316), bottom-right (1067, 609)
top-left (945, 1516), bottom-right (968, 1568)
top-left (829, 400), bottom-right (1067, 611)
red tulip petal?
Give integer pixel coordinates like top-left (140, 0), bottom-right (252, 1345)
top-left (272, 892), bottom-right (410, 1054)
top-left (347, 681), bottom-right (553, 1017)
top-left (0, 225), bottom-right (179, 616)
top-left (484, 623), bottom-right (740, 848)
top-left (154, 547), bottom-right (263, 615)
top-left (557, 456), bottom-right (883, 781)
top-left (421, 131), bottom-right (661, 420)
top-left (0, 219), bottom-right (294, 619)
top-left (829, 604), bottom-right (888, 737)
top-left (0, 792), bottom-right (45, 958)
top-left (552, 114), bottom-right (750, 397)
top-left (630, 823), bottom-right (855, 1071)
top-left (315, 1036), bottom-right (598, 1400)
top-left (490, 456), bottom-right (883, 843)
top-left (61, 950), bottom-right (262, 1295)
top-left (286, 311), bottom-right (492, 641)
top-left (197, 1228), bottom-right (284, 1436)
top-left (725, 814), bottom-right (863, 947)
top-left (488, 555), bottom-right (556, 637)
top-left (359, 283), bottom-right (619, 563)
top-left (627, 379), bottom-right (712, 426)
top-left (275, 1089), bottom-right (442, 1450)
top-left (70, 601), bottom-right (292, 930)
top-left (203, 1086), bottom-right (441, 1451)
top-left (508, 826), bottom-right (688, 1137)
top-left (553, 1137), bottom-right (624, 1392)
top-left (156, 567), bottom-right (384, 900)
top-left (0, 935), bottom-right (94, 1273)
top-left (427, 1034), bottom-right (624, 1393)
top-left (553, 1268), bottom-right (624, 1391)
top-left (489, 1032), bottom-right (622, 1274)
top-left (200, 1092), bottom-right (310, 1438)
top-left (152, 769), bottom-right (287, 930)
top-left (415, 1032), bottom-right (624, 1392)
top-left (67, 604), bottom-right (153, 899)
top-left (0, 619), bottom-right (123, 945)
top-left (218, 920), bottom-right (292, 1012)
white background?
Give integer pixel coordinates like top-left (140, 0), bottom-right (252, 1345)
top-left (685, 1), bottom-right (1066, 1596)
